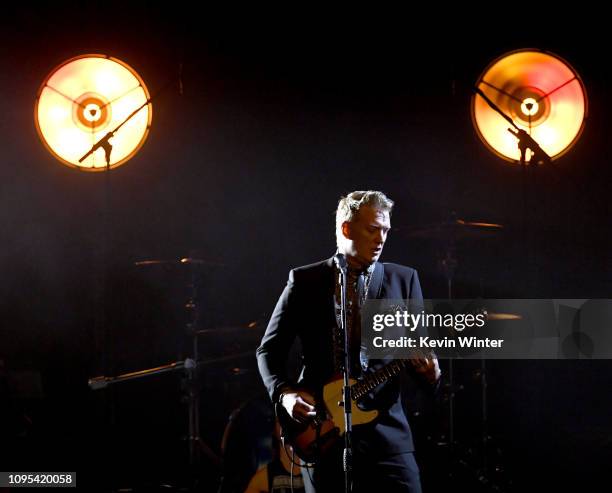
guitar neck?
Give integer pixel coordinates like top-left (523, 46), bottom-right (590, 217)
top-left (351, 359), bottom-right (408, 401)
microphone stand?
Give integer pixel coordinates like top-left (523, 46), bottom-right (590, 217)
top-left (82, 80), bottom-right (174, 481)
top-left (472, 87), bottom-right (551, 167)
top-left (78, 79), bottom-right (175, 166)
top-left (473, 86), bottom-right (550, 294)
top-left (336, 256), bottom-right (353, 493)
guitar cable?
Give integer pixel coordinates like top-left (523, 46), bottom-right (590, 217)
top-left (281, 420), bottom-right (323, 491)
top-left (282, 437), bottom-right (317, 492)
top-left (283, 349), bottom-right (318, 490)
top-left (290, 447), bottom-right (295, 493)
top-left (282, 436), bottom-right (315, 469)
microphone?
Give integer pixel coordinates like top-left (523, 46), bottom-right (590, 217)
top-left (334, 252), bottom-right (347, 272)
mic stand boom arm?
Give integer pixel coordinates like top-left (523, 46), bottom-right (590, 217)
top-left (473, 87), bottom-right (551, 166)
top-left (79, 80), bottom-right (174, 167)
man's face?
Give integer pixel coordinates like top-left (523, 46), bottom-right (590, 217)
top-left (342, 205), bottom-right (391, 267)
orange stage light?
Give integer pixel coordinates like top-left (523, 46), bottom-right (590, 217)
top-left (35, 54), bottom-right (152, 171)
top-left (471, 49), bottom-right (587, 164)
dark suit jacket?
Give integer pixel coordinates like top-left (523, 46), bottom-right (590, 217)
top-left (256, 256), bottom-right (425, 455)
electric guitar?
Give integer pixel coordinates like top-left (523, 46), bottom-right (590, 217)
top-left (277, 359), bottom-right (412, 463)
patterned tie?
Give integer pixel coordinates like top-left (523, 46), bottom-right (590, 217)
top-left (332, 264), bottom-right (373, 375)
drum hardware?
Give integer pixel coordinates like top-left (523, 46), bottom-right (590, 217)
top-left (401, 213), bottom-right (509, 489)
top-left (88, 353), bottom-right (254, 390)
top-left (87, 255), bottom-right (257, 491)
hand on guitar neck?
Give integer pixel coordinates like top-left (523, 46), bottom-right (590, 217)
top-left (410, 353), bottom-right (442, 385)
top-left (280, 389), bottom-right (317, 423)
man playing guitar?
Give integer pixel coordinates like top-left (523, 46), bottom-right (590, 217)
top-left (257, 191), bottom-right (441, 493)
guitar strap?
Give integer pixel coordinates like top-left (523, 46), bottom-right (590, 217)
top-left (366, 261), bottom-right (384, 300)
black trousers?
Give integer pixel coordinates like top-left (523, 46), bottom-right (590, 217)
top-left (301, 444), bottom-right (422, 493)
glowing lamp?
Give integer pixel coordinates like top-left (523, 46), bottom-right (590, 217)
top-left (35, 54), bottom-right (152, 171)
top-left (471, 49), bottom-right (587, 163)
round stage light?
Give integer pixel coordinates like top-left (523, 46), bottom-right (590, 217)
top-left (471, 49), bottom-right (587, 164)
top-left (35, 54), bottom-right (152, 171)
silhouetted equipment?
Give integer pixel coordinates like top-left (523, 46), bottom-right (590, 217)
top-left (471, 49), bottom-right (588, 164)
top-left (471, 49), bottom-right (587, 165)
top-left (88, 255), bottom-right (266, 491)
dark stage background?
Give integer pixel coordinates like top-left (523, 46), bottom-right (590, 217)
top-left (1, 5), bottom-right (611, 492)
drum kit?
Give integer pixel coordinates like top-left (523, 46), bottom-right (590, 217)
top-left (88, 255), bottom-right (269, 491)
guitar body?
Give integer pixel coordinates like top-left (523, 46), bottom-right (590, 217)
top-left (277, 377), bottom-right (379, 463)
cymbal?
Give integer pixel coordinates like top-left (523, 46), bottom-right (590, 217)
top-left (486, 312), bottom-right (522, 321)
top-left (455, 220), bottom-right (503, 229)
top-left (401, 219), bottom-right (503, 240)
top-left (229, 367), bottom-right (254, 376)
top-left (195, 324), bottom-right (264, 336)
top-left (134, 257), bottom-right (224, 267)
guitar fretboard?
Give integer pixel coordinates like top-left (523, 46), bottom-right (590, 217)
top-left (351, 359), bottom-right (408, 401)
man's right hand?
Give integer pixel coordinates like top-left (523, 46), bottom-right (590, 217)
top-left (280, 389), bottom-right (317, 423)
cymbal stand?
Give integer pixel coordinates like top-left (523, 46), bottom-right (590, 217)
top-left (182, 262), bottom-right (221, 479)
top-left (438, 231), bottom-right (504, 491)
top-left (438, 236), bottom-right (458, 454)
top-left (480, 358), bottom-right (490, 477)
top-left (88, 260), bottom-right (222, 491)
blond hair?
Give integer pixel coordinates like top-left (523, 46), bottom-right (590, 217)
top-left (335, 190), bottom-right (394, 247)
